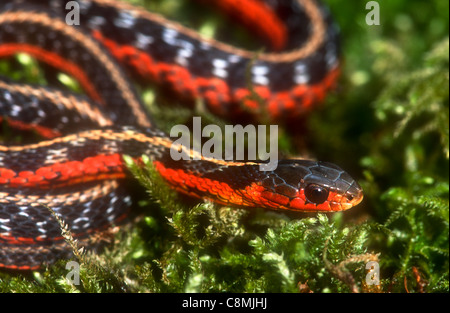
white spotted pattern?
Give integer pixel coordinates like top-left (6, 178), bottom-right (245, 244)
top-left (114, 11), bottom-right (136, 29)
top-left (294, 62), bottom-right (310, 84)
top-left (212, 58), bottom-right (228, 79)
top-left (251, 65), bottom-right (270, 85)
top-left (162, 28), bottom-right (195, 67)
top-left (135, 32), bottom-right (154, 50)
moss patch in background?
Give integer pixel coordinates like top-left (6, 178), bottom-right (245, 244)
top-left (0, 0), bottom-right (448, 292)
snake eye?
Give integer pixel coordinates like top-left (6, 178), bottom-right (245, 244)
top-left (304, 184), bottom-right (329, 204)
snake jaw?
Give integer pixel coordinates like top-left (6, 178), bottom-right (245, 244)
top-left (345, 187), bottom-right (364, 209)
top-left (257, 185), bottom-right (363, 212)
top-left (260, 159), bottom-right (364, 212)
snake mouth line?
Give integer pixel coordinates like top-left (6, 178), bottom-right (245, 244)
top-left (349, 190), bottom-right (364, 207)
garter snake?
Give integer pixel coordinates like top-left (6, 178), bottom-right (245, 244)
top-left (0, 0), bottom-right (363, 270)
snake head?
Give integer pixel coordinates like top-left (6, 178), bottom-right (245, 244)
top-left (259, 159), bottom-right (363, 212)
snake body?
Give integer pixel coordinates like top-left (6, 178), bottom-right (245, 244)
top-left (0, 0), bottom-right (363, 270)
